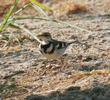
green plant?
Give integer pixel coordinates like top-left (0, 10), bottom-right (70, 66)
top-left (0, 0), bottom-right (90, 42)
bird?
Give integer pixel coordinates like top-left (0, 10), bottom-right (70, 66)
top-left (36, 32), bottom-right (81, 68)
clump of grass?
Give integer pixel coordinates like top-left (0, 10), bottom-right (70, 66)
top-left (0, 0), bottom-right (90, 44)
top-left (0, 0), bottom-right (18, 32)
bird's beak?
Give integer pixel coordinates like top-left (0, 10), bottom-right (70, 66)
top-left (37, 34), bottom-right (43, 37)
top-left (36, 34), bottom-right (41, 38)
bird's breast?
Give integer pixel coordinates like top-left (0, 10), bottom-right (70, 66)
top-left (39, 43), bottom-right (63, 60)
top-left (40, 42), bottom-right (54, 54)
top-left (39, 41), bottom-right (68, 60)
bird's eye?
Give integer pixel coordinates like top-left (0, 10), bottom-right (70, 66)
top-left (40, 39), bottom-right (42, 41)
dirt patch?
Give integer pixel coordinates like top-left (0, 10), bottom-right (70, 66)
top-left (0, 0), bottom-right (110, 100)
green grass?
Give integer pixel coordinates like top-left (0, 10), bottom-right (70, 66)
top-left (0, 0), bottom-right (90, 42)
top-left (0, 0), bottom-right (18, 32)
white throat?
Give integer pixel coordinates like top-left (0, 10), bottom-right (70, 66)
top-left (41, 41), bottom-right (49, 45)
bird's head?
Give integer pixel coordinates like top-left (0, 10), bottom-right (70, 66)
top-left (37, 32), bottom-right (52, 44)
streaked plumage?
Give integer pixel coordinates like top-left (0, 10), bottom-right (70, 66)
top-left (37, 32), bottom-right (79, 60)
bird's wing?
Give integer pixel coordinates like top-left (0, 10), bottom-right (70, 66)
top-left (51, 39), bottom-right (68, 49)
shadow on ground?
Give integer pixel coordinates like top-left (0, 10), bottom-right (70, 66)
top-left (26, 83), bottom-right (110, 100)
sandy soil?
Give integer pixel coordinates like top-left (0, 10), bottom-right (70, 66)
top-left (0, 0), bottom-right (110, 100)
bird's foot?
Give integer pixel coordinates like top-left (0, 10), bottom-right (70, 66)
top-left (46, 64), bottom-right (52, 69)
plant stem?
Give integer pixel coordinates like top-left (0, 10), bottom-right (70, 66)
top-left (0, 0), bottom-right (19, 32)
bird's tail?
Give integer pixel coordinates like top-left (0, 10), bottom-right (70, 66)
top-left (68, 40), bottom-right (89, 49)
top-left (68, 40), bottom-right (82, 45)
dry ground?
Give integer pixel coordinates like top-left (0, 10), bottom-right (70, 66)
top-left (0, 0), bottom-right (110, 100)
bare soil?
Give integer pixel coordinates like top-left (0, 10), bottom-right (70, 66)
top-left (0, 0), bottom-right (110, 100)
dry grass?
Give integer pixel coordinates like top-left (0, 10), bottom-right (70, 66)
top-left (49, 0), bottom-right (87, 17)
top-left (59, 0), bottom-right (86, 14)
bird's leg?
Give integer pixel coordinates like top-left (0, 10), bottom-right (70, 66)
top-left (60, 57), bottom-right (63, 65)
top-left (46, 60), bottom-right (52, 69)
